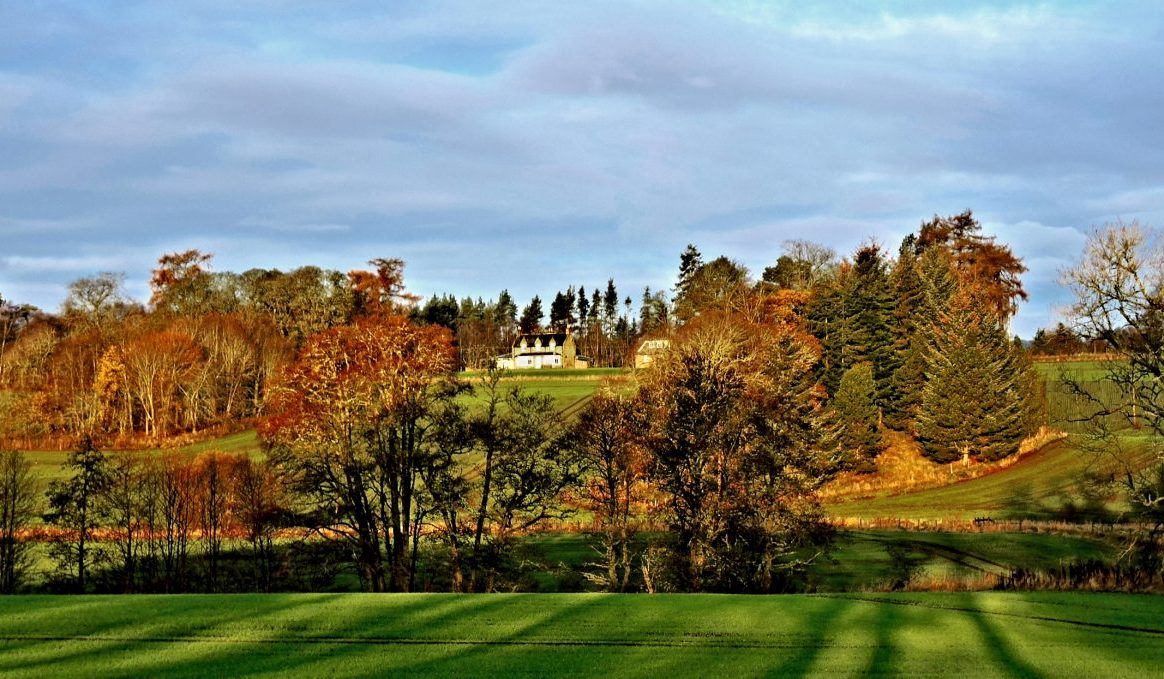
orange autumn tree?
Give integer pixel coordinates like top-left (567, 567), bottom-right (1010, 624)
top-left (261, 315), bottom-right (456, 592)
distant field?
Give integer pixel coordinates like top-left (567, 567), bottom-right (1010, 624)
top-left (0, 592), bottom-right (1159, 677)
top-left (826, 435), bottom-right (1157, 521)
top-left (460, 369), bottom-right (631, 416)
top-left (14, 430), bottom-right (264, 483)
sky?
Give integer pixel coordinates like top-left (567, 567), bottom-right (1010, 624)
top-left (2, 1), bottom-right (1163, 338)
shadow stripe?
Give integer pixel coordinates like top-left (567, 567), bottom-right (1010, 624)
top-left (816, 594), bottom-right (1164, 636)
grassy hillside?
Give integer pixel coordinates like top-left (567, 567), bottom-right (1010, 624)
top-left (830, 357), bottom-right (1159, 520)
top-left (826, 435), bottom-right (1156, 521)
top-left (0, 592), bottom-right (1159, 677)
top-left (15, 430), bottom-right (265, 483)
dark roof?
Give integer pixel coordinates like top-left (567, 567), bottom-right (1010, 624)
top-left (512, 332), bottom-right (570, 347)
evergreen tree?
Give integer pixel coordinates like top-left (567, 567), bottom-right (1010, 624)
top-left (832, 363), bottom-right (882, 472)
top-left (675, 244), bottom-right (703, 298)
top-left (519, 296), bottom-right (543, 334)
top-left (807, 269), bottom-right (854, 395)
top-left (889, 249), bottom-right (959, 431)
top-left (847, 245), bottom-right (896, 409)
top-left (496, 289), bottom-right (517, 333)
top-left (603, 280), bottom-right (619, 323)
top-left (808, 246), bottom-right (893, 400)
top-left (884, 237), bottom-right (926, 427)
top-left (915, 302), bottom-right (1035, 463)
top-left (43, 437), bottom-right (110, 592)
top-left (577, 287), bottom-right (589, 332)
top-left (549, 291), bottom-right (571, 331)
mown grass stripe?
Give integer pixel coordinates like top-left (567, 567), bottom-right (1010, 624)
top-left (0, 634), bottom-right (845, 650)
top-left (816, 594), bottom-right (1164, 636)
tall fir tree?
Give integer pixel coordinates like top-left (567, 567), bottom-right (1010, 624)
top-left (888, 248), bottom-right (959, 431)
top-left (809, 245), bottom-right (894, 401)
top-left (847, 245), bottom-right (897, 409)
top-left (915, 300), bottom-right (1035, 463)
top-left (519, 296), bottom-right (543, 334)
top-left (831, 363), bottom-right (883, 472)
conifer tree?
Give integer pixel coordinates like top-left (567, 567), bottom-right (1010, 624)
top-left (915, 300), bottom-right (1035, 463)
top-left (549, 291), bottom-right (571, 331)
top-left (889, 249), bottom-right (959, 431)
top-left (831, 363), bottom-right (882, 472)
top-left (809, 245), bottom-right (893, 400)
top-left (675, 244), bottom-right (703, 298)
top-left (848, 245), bottom-right (896, 409)
top-left (519, 296), bottom-right (543, 334)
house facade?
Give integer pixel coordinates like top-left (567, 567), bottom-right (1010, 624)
top-left (634, 338), bottom-right (671, 368)
top-left (494, 332), bottom-right (590, 369)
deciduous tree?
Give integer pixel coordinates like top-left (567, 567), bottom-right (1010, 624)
top-left (262, 315), bottom-right (457, 592)
top-left (0, 451), bottom-right (36, 593)
top-left (637, 312), bottom-right (837, 592)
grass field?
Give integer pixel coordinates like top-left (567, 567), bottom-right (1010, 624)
top-left (0, 592), bottom-right (1159, 677)
top-left (14, 430), bottom-right (265, 483)
top-left (825, 435), bottom-right (1157, 521)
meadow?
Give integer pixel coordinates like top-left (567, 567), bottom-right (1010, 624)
top-left (0, 592), bottom-right (1159, 677)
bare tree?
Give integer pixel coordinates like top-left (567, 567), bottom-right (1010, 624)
top-left (0, 451), bottom-right (37, 593)
top-left (1063, 222), bottom-right (1164, 538)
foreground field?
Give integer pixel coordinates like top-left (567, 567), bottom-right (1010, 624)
top-left (0, 592), bottom-right (1159, 677)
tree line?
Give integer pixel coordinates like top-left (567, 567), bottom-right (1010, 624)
top-left (0, 210), bottom-right (1059, 594)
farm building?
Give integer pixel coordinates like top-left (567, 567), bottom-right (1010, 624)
top-left (634, 338), bottom-right (671, 368)
top-left (494, 331), bottom-right (590, 369)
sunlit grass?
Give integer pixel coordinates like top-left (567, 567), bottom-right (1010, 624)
top-left (0, 592), bottom-right (1158, 677)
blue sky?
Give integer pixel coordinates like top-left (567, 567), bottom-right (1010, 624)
top-left (2, 1), bottom-right (1163, 337)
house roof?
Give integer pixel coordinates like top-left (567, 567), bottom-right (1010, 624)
top-left (513, 332), bottom-right (570, 347)
top-left (635, 337), bottom-right (671, 353)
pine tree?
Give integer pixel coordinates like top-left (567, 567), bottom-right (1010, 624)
top-left (496, 289), bottom-right (517, 342)
top-left (549, 291), bottom-right (571, 331)
top-left (889, 249), bottom-right (959, 431)
top-left (848, 245), bottom-right (896, 409)
top-left (807, 269), bottom-right (854, 395)
top-left (577, 287), bottom-right (589, 333)
top-left (675, 244), bottom-right (703, 299)
top-left (915, 302), bottom-right (1035, 463)
top-left (519, 296), bottom-right (543, 334)
top-left (808, 246), bottom-right (893, 401)
top-left (831, 363), bottom-right (882, 472)
top-left (603, 280), bottom-right (618, 323)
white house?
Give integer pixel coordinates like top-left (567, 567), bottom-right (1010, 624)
top-left (634, 338), bottom-right (671, 368)
top-left (494, 331), bottom-right (589, 369)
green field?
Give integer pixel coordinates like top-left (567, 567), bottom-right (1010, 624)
top-left (0, 592), bottom-right (1159, 677)
top-left (15, 430), bottom-right (264, 482)
top-left (826, 435), bottom-right (1157, 521)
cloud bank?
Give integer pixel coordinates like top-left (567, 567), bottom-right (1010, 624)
top-left (2, 1), bottom-right (1163, 337)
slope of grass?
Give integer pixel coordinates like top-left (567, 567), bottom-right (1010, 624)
top-left (826, 434), bottom-right (1159, 520)
top-left (0, 592), bottom-right (1158, 677)
top-left (16, 430), bottom-right (265, 483)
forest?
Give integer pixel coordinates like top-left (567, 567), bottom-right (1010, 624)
top-left (0, 211), bottom-right (1161, 595)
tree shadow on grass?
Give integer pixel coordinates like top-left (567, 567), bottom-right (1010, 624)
top-left (0, 594), bottom-right (413, 677)
top-left (963, 597), bottom-right (1046, 679)
top-left (123, 594), bottom-right (523, 677)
